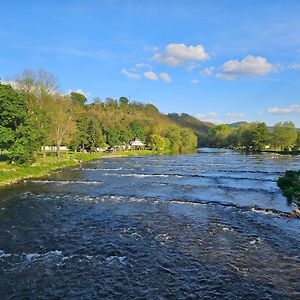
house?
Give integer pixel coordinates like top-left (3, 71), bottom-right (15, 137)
top-left (129, 139), bottom-right (145, 150)
top-left (41, 146), bottom-right (69, 151)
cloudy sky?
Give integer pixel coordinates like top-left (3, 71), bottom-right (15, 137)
top-left (1, 0), bottom-right (300, 126)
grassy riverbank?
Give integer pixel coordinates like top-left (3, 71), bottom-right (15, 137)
top-left (0, 150), bottom-right (160, 187)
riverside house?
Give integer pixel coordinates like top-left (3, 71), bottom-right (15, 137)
top-left (128, 139), bottom-right (145, 150)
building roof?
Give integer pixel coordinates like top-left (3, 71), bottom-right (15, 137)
top-left (130, 139), bottom-right (145, 146)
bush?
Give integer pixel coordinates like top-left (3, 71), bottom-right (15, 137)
top-left (277, 170), bottom-right (300, 205)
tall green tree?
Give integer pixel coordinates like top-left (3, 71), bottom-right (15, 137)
top-left (70, 92), bottom-right (87, 105)
top-left (273, 122), bottom-right (297, 150)
top-left (148, 134), bottom-right (169, 150)
top-left (241, 123), bottom-right (270, 151)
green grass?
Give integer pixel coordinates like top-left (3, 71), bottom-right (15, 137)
top-left (0, 150), bottom-right (163, 187)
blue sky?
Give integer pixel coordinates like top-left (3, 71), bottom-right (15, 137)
top-left (1, 0), bottom-right (300, 126)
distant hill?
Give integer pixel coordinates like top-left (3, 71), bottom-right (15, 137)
top-left (167, 113), bottom-right (214, 145)
top-left (227, 121), bottom-right (300, 132)
top-left (227, 121), bottom-right (249, 128)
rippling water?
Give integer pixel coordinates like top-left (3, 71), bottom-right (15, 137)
top-left (0, 149), bottom-right (300, 299)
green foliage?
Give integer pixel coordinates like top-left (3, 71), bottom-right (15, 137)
top-left (179, 128), bottom-right (198, 151)
top-left (165, 127), bottom-right (181, 152)
top-left (0, 70), bottom-right (199, 164)
top-left (168, 113), bottom-right (213, 146)
top-left (107, 128), bottom-right (121, 146)
top-left (278, 170), bottom-right (300, 205)
top-left (148, 134), bottom-right (169, 150)
top-left (119, 96), bottom-right (129, 106)
top-left (70, 92), bottom-right (87, 105)
top-left (0, 126), bottom-right (14, 150)
top-left (129, 121), bottom-right (145, 141)
top-left (0, 84), bottom-right (26, 129)
top-left (207, 122), bottom-right (271, 151)
top-left (273, 122), bottom-right (297, 150)
top-left (208, 125), bottom-right (233, 147)
top-left (241, 123), bottom-right (270, 151)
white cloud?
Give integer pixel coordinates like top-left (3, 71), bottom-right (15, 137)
top-left (159, 72), bottom-right (172, 83)
top-left (185, 62), bottom-right (199, 72)
top-left (191, 79), bottom-right (200, 84)
top-left (288, 63), bottom-right (300, 70)
top-left (197, 112), bottom-right (218, 118)
top-left (226, 112), bottom-right (245, 117)
top-left (267, 104), bottom-right (300, 114)
top-left (135, 62), bottom-right (152, 68)
top-left (144, 46), bottom-right (159, 53)
top-left (66, 89), bottom-right (88, 97)
top-left (153, 43), bottom-right (209, 67)
top-left (121, 68), bottom-right (140, 80)
top-left (199, 66), bottom-right (215, 77)
top-left (217, 55), bottom-right (274, 80)
top-left (143, 71), bottom-right (159, 81)
top-left (196, 114), bottom-right (224, 124)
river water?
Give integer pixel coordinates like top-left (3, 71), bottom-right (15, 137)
top-left (0, 149), bottom-right (300, 299)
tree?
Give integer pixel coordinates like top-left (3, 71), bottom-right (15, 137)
top-left (107, 128), bottom-right (121, 146)
top-left (129, 121), bottom-right (145, 141)
top-left (241, 123), bottom-right (270, 151)
top-left (273, 122), bottom-right (297, 150)
top-left (208, 125), bottom-right (233, 147)
top-left (70, 92), bottom-right (87, 105)
top-left (148, 134), bottom-right (168, 150)
top-left (119, 96), bottom-right (129, 106)
top-left (165, 127), bottom-right (181, 152)
top-left (15, 69), bottom-right (58, 97)
top-left (46, 95), bottom-right (76, 157)
top-left (0, 126), bottom-right (14, 152)
top-left (295, 132), bottom-right (300, 149)
top-left (0, 84), bottom-right (26, 130)
top-left (179, 128), bottom-right (197, 151)
top-left (86, 118), bottom-right (106, 150)
top-left (0, 83), bottom-right (45, 163)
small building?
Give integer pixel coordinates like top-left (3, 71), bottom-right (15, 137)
top-left (41, 146), bottom-right (69, 151)
top-left (129, 139), bottom-right (145, 150)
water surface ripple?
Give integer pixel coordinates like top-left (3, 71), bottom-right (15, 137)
top-left (0, 149), bottom-right (300, 299)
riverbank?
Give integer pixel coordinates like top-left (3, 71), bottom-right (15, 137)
top-left (0, 150), bottom-right (160, 187)
top-left (263, 149), bottom-right (300, 156)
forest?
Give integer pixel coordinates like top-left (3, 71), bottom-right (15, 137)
top-left (205, 122), bottom-right (300, 152)
top-left (0, 69), bottom-right (197, 165)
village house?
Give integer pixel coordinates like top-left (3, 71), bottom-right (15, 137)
top-left (41, 146), bottom-right (69, 151)
top-left (128, 139), bottom-right (145, 150)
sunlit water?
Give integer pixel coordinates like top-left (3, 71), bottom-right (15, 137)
top-left (0, 149), bottom-right (300, 299)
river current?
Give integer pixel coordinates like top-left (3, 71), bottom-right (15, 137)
top-left (0, 149), bottom-right (300, 299)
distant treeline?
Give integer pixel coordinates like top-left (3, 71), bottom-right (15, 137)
top-left (205, 122), bottom-right (300, 152)
top-left (0, 69), bottom-right (197, 164)
top-left (166, 113), bottom-right (300, 152)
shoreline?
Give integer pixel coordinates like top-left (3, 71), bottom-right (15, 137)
top-left (0, 150), bottom-right (160, 188)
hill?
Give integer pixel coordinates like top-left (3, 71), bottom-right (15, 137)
top-left (167, 113), bottom-right (214, 145)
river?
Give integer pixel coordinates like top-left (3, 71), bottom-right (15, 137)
top-left (0, 149), bottom-right (300, 299)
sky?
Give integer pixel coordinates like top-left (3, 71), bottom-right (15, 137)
top-left (1, 0), bottom-right (300, 126)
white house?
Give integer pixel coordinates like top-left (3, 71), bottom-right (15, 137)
top-left (41, 146), bottom-right (69, 151)
top-left (128, 139), bottom-right (145, 150)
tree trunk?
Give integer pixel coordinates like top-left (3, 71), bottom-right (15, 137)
top-left (57, 141), bottom-right (61, 158)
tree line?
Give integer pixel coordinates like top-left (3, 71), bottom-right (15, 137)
top-left (206, 122), bottom-right (300, 152)
top-left (0, 69), bottom-right (197, 164)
